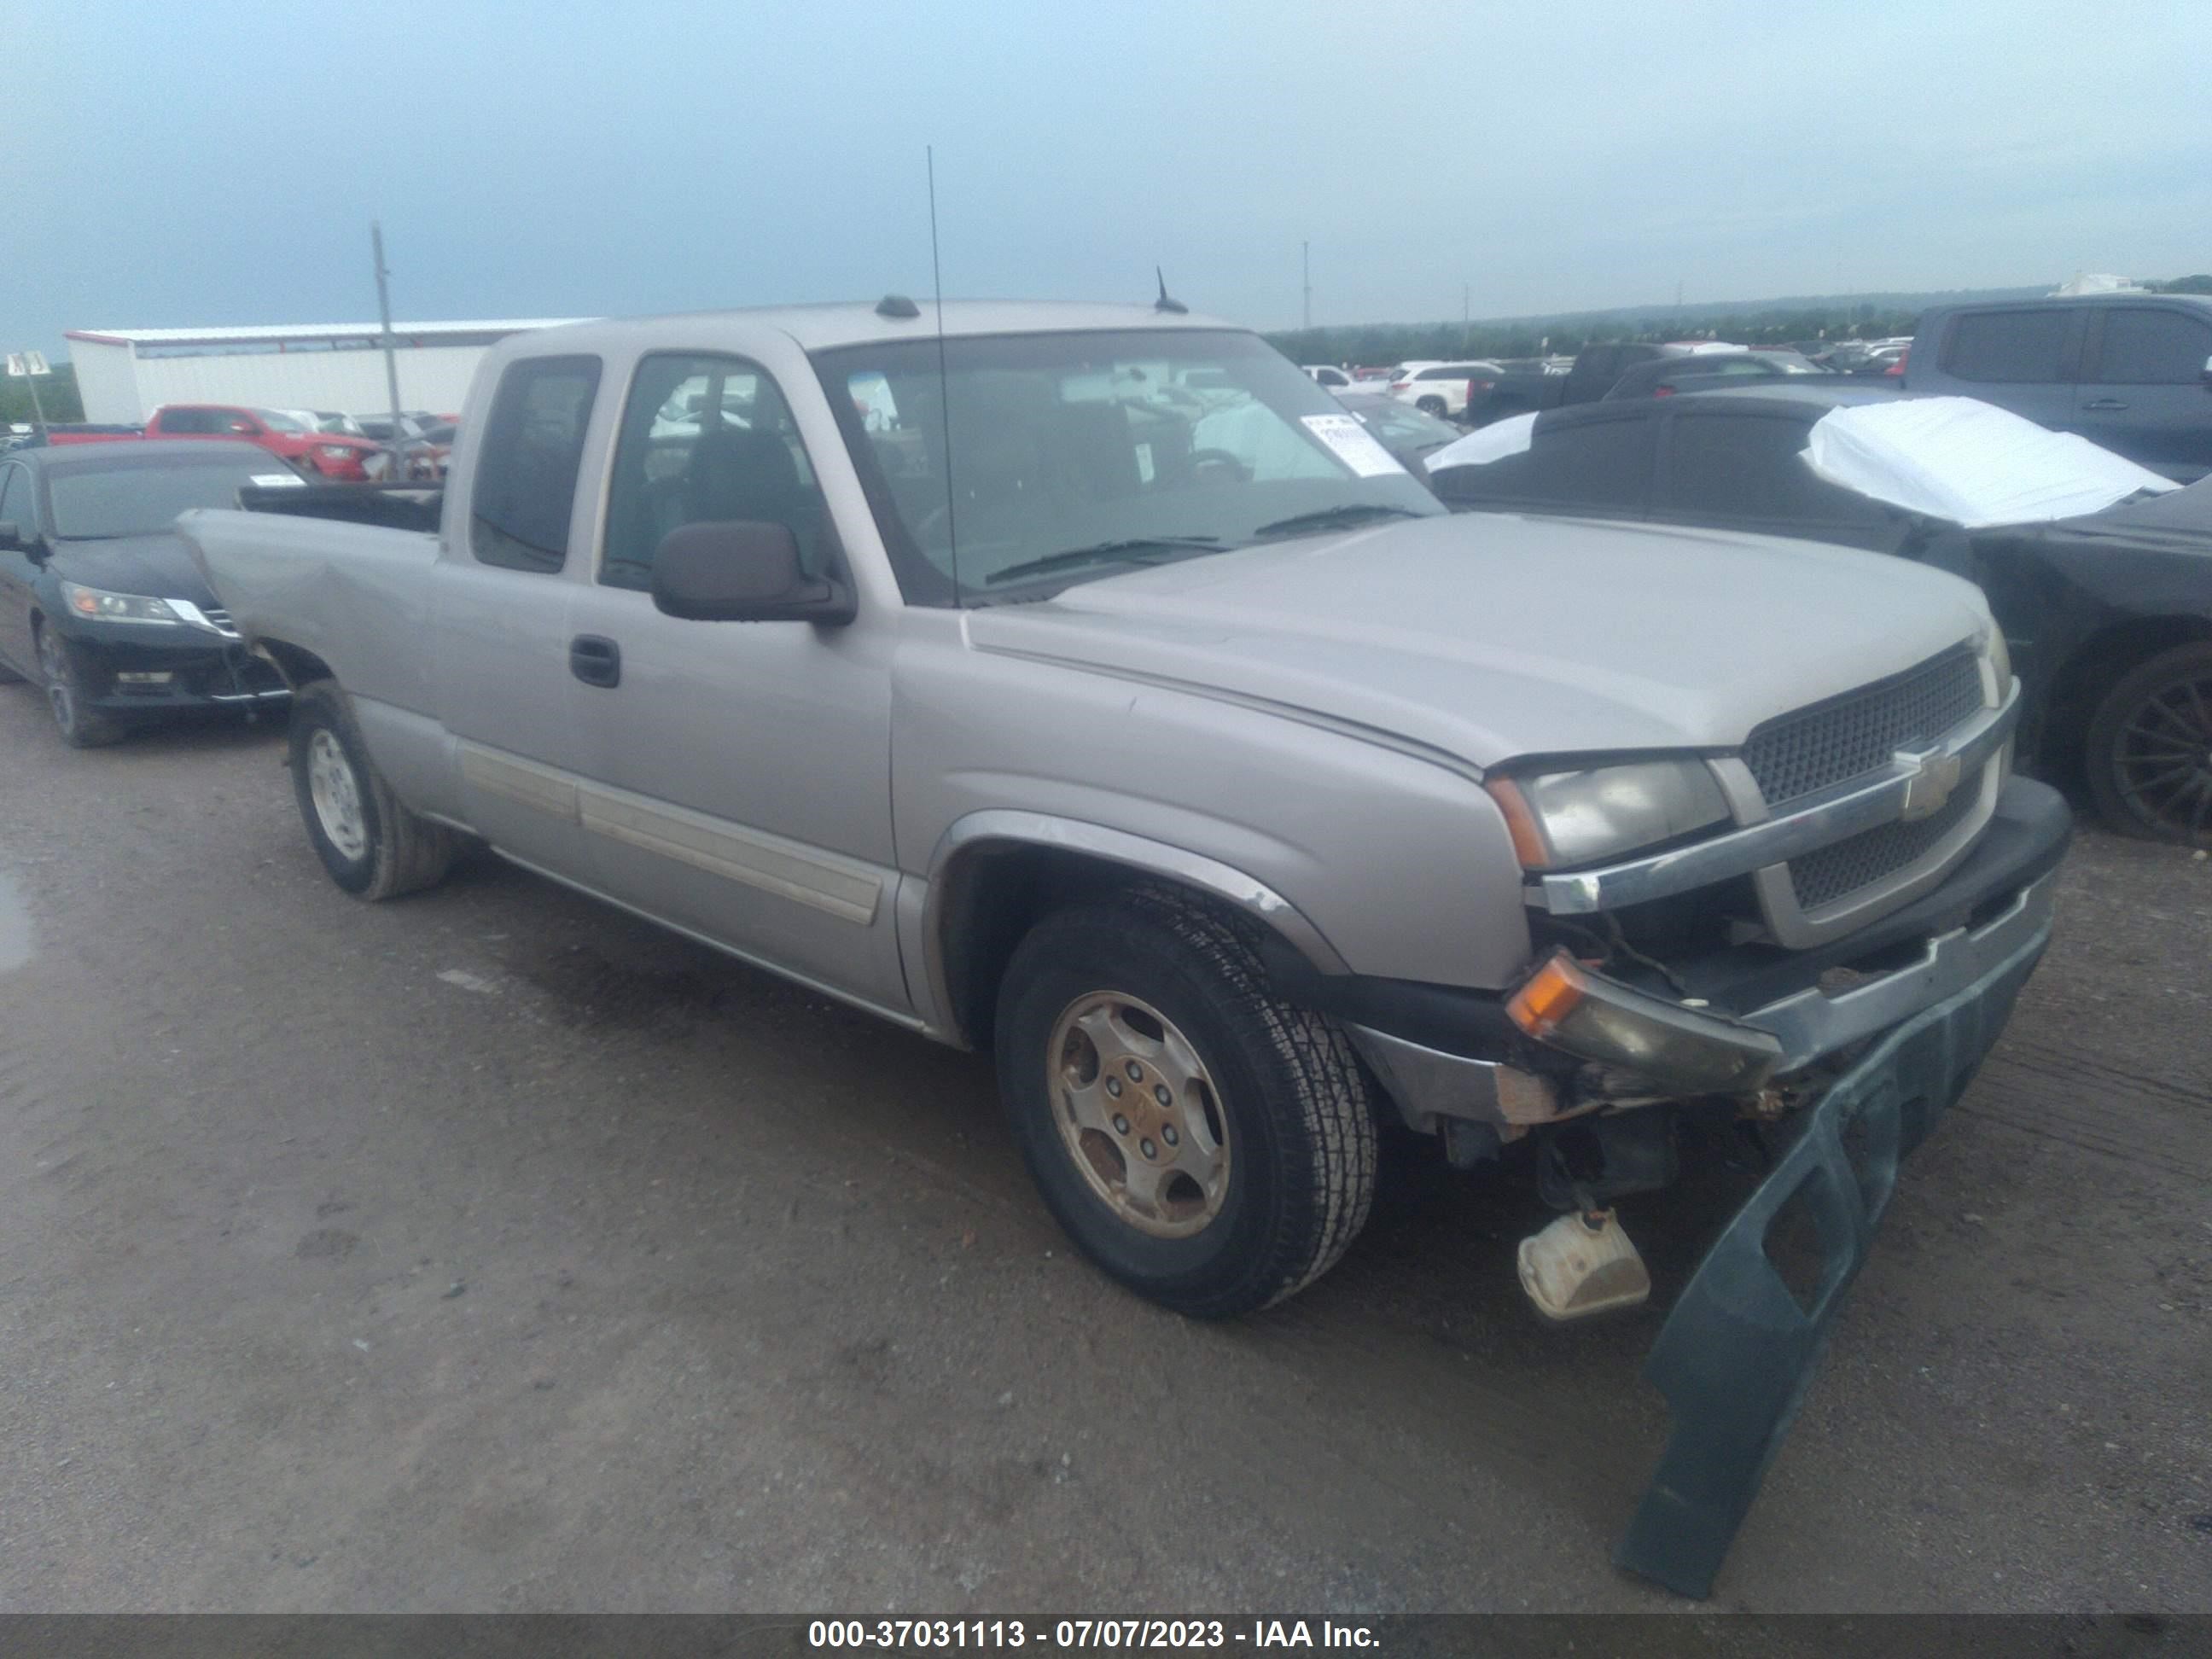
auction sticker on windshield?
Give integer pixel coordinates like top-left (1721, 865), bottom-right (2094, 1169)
top-left (1301, 413), bottom-right (1406, 478)
top-left (250, 473), bottom-right (306, 488)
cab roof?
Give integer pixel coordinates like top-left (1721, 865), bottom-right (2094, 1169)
top-left (518, 299), bottom-right (1237, 356)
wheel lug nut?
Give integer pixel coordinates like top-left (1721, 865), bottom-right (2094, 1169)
top-left (1162, 1125), bottom-right (1179, 1146)
top-left (1139, 1138), bottom-right (1156, 1160)
top-left (1113, 1114), bottom-right (1130, 1134)
top-left (1105, 1077), bottom-right (1122, 1097)
top-left (1125, 1062), bottom-right (1144, 1081)
top-left (1154, 1084), bottom-right (1171, 1106)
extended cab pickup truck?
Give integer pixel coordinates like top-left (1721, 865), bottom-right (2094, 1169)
top-left (182, 300), bottom-right (2069, 1595)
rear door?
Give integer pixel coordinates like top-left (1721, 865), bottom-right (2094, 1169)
top-left (1928, 306), bottom-right (2083, 427)
top-left (2072, 302), bottom-right (2212, 476)
top-left (434, 352), bottom-right (606, 878)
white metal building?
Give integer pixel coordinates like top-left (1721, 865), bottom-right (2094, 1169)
top-left (65, 319), bottom-right (589, 424)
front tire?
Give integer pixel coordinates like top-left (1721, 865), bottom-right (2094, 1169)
top-left (289, 679), bottom-right (459, 899)
top-left (37, 623), bottom-right (125, 748)
top-left (994, 887), bottom-right (1378, 1318)
top-left (2084, 642), bottom-right (2212, 847)
top-left (1415, 395), bottom-right (1448, 417)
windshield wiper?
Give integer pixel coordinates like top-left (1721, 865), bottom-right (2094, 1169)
top-left (985, 535), bottom-right (1224, 587)
top-left (1252, 503), bottom-right (1424, 539)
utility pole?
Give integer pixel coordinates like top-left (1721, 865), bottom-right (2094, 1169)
top-left (371, 222), bottom-right (405, 481)
top-left (1462, 283), bottom-right (1470, 352)
top-left (1301, 241), bottom-right (1311, 333)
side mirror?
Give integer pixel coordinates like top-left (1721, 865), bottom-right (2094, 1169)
top-left (650, 520), bottom-right (855, 624)
top-left (0, 521), bottom-right (20, 550)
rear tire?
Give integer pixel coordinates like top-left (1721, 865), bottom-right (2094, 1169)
top-left (2084, 642), bottom-right (2212, 847)
top-left (994, 886), bottom-right (1378, 1318)
top-left (289, 679), bottom-right (459, 899)
top-left (37, 623), bottom-right (125, 748)
top-left (1415, 395), bottom-right (1447, 417)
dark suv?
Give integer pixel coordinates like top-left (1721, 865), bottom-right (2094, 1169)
top-left (1906, 294), bottom-right (2212, 480)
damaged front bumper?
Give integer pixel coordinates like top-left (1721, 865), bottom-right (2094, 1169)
top-left (1348, 776), bottom-right (2069, 1132)
top-left (1333, 775), bottom-right (2069, 1596)
top-left (1615, 917), bottom-right (2050, 1597)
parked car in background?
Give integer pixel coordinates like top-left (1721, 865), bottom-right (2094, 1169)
top-left (19, 422), bottom-right (148, 446)
top-left (1602, 349), bottom-right (1827, 401)
top-left (1386, 359), bottom-right (1504, 419)
top-left (0, 441), bottom-right (295, 745)
top-left (1328, 391), bottom-right (1463, 477)
top-left (1905, 293), bottom-right (2212, 481)
top-left (1460, 341), bottom-right (1724, 428)
top-left (1301, 364), bottom-right (1354, 388)
top-left (1428, 382), bottom-right (2211, 844)
top-left (316, 411), bottom-right (367, 436)
top-left (144, 405), bottom-right (380, 480)
top-left (401, 420), bottom-right (458, 480)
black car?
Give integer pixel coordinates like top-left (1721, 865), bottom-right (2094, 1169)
top-left (1330, 392), bottom-right (1464, 479)
top-left (1428, 383), bottom-right (2212, 846)
top-left (1599, 349), bottom-right (1831, 401)
top-left (0, 442), bottom-right (294, 746)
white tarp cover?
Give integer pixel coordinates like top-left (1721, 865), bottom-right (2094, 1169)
top-left (1802, 396), bottom-right (2178, 528)
top-left (1423, 410), bottom-right (1538, 472)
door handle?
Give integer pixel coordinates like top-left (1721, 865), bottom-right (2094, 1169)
top-left (2081, 399), bottom-right (2128, 411)
top-left (569, 633), bottom-right (620, 688)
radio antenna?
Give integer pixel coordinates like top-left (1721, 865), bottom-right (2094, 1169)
top-left (927, 145), bottom-right (960, 608)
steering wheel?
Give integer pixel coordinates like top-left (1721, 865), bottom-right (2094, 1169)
top-left (1187, 448), bottom-right (1250, 485)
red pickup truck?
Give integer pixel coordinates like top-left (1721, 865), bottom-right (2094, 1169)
top-left (145, 405), bottom-right (381, 480)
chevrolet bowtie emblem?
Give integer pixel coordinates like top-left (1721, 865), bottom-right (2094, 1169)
top-left (1895, 744), bottom-right (1965, 820)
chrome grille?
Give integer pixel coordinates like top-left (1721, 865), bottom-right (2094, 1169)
top-left (1785, 783), bottom-right (1981, 911)
top-left (201, 606), bottom-right (240, 638)
top-left (1743, 646), bottom-right (1984, 806)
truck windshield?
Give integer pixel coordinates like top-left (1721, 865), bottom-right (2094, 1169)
top-left (812, 329), bottom-right (1443, 603)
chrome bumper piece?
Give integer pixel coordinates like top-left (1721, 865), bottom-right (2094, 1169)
top-left (1351, 855), bottom-right (2057, 1131)
top-left (1738, 865), bottom-right (2058, 1073)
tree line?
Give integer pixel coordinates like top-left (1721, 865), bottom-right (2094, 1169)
top-left (1267, 274), bottom-right (2212, 368)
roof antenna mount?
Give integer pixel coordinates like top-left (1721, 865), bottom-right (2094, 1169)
top-left (1153, 267), bottom-right (1187, 315)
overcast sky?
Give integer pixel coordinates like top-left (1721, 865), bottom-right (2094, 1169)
top-left (8, 1), bottom-right (2210, 358)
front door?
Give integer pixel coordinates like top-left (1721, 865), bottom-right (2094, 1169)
top-left (563, 350), bottom-right (904, 1012)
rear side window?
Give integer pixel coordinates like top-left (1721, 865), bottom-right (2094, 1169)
top-left (1435, 415), bottom-right (1653, 509)
top-left (1942, 311), bottom-right (2072, 382)
top-left (2092, 307), bottom-right (2212, 385)
top-left (469, 355), bottom-right (602, 573)
top-left (159, 408), bottom-right (220, 434)
top-left (1664, 413), bottom-right (1886, 524)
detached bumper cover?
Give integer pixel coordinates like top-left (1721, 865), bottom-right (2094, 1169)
top-left (1615, 918), bottom-right (2051, 1598)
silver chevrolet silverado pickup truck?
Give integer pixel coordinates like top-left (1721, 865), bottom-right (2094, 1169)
top-left (181, 300), bottom-right (2070, 1593)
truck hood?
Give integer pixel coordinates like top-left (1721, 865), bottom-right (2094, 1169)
top-left (966, 511), bottom-right (1992, 769)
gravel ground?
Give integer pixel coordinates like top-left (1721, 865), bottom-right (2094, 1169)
top-left (0, 690), bottom-right (2206, 1613)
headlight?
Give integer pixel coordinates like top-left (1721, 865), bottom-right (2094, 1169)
top-left (1984, 626), bottom-right (2012, 705)
top-left (1486, 760), bottom-right (1730, 869)
top-left (61, 580), bottom-right (187, 626)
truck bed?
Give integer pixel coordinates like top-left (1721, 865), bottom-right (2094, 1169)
top-left (176, 505), bottom-right (443, 714)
